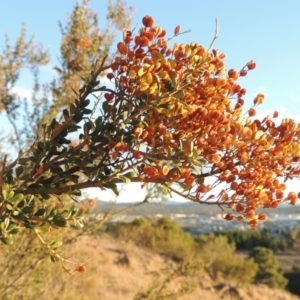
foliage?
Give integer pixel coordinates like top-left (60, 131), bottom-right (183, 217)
top-left (288, 226), bottom-right (300, 251)
top-left (284, 265), bottom-right (300, 296)
top-left (44, 0), bottom-right (133, 127)
top-left (0, 25), bottom-right (49, 150)
top-left (1, 8), bottom-right (300, 260)
top-left (0, 215), bottom-right (297, 298)
top-left (214, 228), bottom-right (290, 252)
top-left (0, 232), bottom-right (46, 299)
top-left (195, 233), bottom-right (258, 284)
top-left (248, 246), bottom-right (288, 289)
top-left (105, 217), bottom-right (196, 261)
top-left (107, 218), bottom-right (258, 286)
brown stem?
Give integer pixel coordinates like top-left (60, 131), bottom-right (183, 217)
top-left (0, 155), bottom-right (7, 196)
top-left (22, 177), bottom-right (163, 196)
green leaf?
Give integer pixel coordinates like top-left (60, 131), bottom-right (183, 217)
top-left (34, 225), bottom-right (51, 233)
top-left (40, 194), bottom-right (51, 200)
top-left (29, 156), bottom-right (38, 162)
top-left (192, 158), bottom-right (208, 166)
top-left (63, 108), bottom-right (69, 120)
top-left (8, 191), bottom-right (14, 200)
top-left (157, 103), bottom-right (170, 110)
top-left (119, 176), bottom-right (131, 183)
top-left (6, 203), bottom-right (13, 211)
top-left (102, 101), bottom-right (108, 112)
top-left (2, 190), bottom-right (8, 200)
top-left (68, 175), bottom-right (79, 183)
top-left (149, 101), bottom-right (158, 109)
top-left (195, 176), bottom-right (205, 184)
top-left (172, 90), bottom-right (185, 99)
top-left (71, 207), bottom-right (79, 217)
top-left (34, 208), bottom-right (46, 216)
top-left (50, 255), bottom-right (59, 263)
top-left (37, 142), bottom-right (44, 151)
top-left (165, 80), bottom-right (174, 92)
top-left (169, 70), bottom-right (178, 87)
top-left (121, 171), bottom-right (136, 182)
top-left (10, 193), bottom-right (24, 203)
top-left (16, 165), bottom-right (24, 177)
top-left (73, 111), bottom-right (83, 123)
top-left (70, 103), bottom-right (76, 114)
top-left (47, 208), bottom-right (57, 220)
top-left (83, 108), bottom-right (92, 114)
top-left (122, 110), bottom-right (128, 121)
top-left (24, 220), bottom-right (34, 229)
top-left (1, 236), bottom-right (13, 245)
top-left (112, 188), bottom-right (119, 196)
top-left (7, 223), bottom-right (16, 231)
top-left (48, 240), bottom-right (63, 249)
top-left (95, 116), bottom-right (102, 126)
top-left (70, 224), bottom-right (81, 230)
top-left (17, 200), bottom-right (25, 208)
top-left (178, 182), bottom-right (193, 191)
top-left (154, 74), bottom-right (161, 94)
top-left (72, 189), bottom-right (82, 197)
top-left (51, 167), bottom-right (64, 174)
top-left (9, 228), bottom-right (20, 235)
top-left (82, 99), bottom-right (90, 108)
top-left (22, 206), bottom-right (34, 215)
top-left (3, 217), bottom-right (10, 229)
top-left (103, 182), bottom-right (117, 190)
top-left (54, 219), bottom-right (67, 227)
top-left (68, 125), bottom-right (81, 132)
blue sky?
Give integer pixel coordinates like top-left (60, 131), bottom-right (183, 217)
top-left (1, 0), bottom-right (300, 117)
top-left (1, 0), bottom-right (300, 202)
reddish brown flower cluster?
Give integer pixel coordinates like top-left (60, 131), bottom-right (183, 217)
top-left (102, 15), bottom-right (300, 228)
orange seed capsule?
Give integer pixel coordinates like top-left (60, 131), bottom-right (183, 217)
top-left (174, 25), bottom-right (180, 35)
top-left (142, 15), bottom-right (154, 28)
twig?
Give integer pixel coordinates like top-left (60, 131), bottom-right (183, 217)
top-left (111, 200), bottom-right (147, 217)
top-left (6, 113), bottom-right (21, 150)
top-left (207, 18), bottom-right (219, 53)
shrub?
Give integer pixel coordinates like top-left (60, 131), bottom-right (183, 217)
top-left (195, 233), bottom-right (258, 285)
top-left (248, 247), bottom-right (288, 289)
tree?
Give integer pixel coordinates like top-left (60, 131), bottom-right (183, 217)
top-left (248, 246), bottom-right (287, 289)
top-left (196, 233), bottom-right (258, 285)
top-left (42, 0), bottom-right (133, 128)
top-left (0, 25), bottom-right (49, 151)
top-left (285, 265), bottom-right (300, 296)
top-left (0, 0), bottom-right (133, 153)
top-left (1, 13), bottom-right (300, 263)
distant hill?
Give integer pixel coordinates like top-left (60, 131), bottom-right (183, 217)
top-left (96, 200), bottom-right (300, 217)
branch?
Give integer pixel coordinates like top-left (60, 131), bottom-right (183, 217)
top-left (92, 87), bottom-right (118, 96)
top-left (0, 155), bottom-right (6, 195)
top-left (22, 177), bottom-right (164, 196)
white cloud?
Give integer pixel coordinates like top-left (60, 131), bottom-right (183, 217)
top-left (11, 86), bottom-right (32, 100)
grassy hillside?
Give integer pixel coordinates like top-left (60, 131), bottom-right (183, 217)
top-left (1, 220), bottom-right (300, 300)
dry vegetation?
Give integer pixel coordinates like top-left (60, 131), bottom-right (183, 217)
top-left (1, 230), bottom-right (299, 300)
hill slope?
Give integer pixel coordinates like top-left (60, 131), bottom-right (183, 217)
top-left (16, 233), bottom-right (298, 300)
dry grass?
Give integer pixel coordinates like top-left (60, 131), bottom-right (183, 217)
top-left (32, 235), bottom-right (300, 299)
top-left (1, 232), bottom-right (300, 300)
